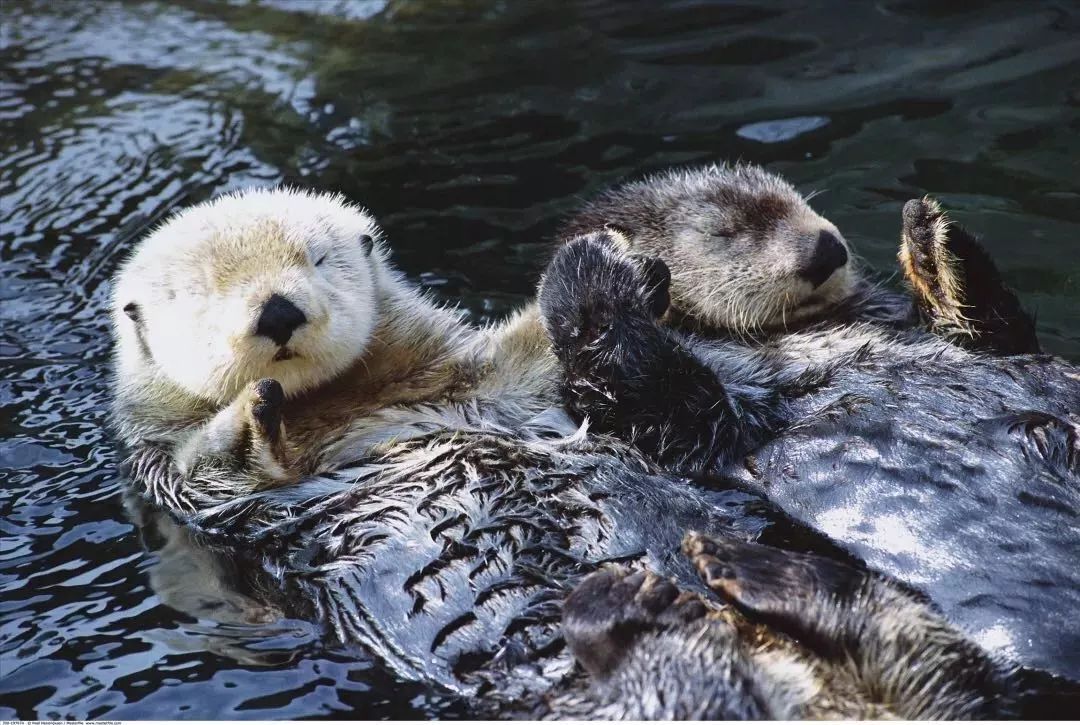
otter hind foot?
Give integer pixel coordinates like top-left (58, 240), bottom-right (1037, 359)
top-left (562, 567), bottom-right (706, 679)
top-left (683, 532), bottom-right (1018, 719)
top-left (900, 196), bottom-right (962, 329)
top-left (683, 531), bottom-right (863, 644)
top-left (561, 565), bottom-right (787, 720)
top-left (900, 196), bottom-right (1039, 355)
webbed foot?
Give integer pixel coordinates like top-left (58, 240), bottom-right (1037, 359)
top-left (900, 197), bottom-right (1039, 355)
top-left (682, 531), bottom-right (1017, 718)
top-left (562, 567), bottom-right (707, 678)
top-left (683, 532), bottom-right (864, 652)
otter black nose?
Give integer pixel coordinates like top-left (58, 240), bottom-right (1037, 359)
top-left (255, 294), bottom-right (307, 346)
top-left (798, 230), bottom-right (849, 288)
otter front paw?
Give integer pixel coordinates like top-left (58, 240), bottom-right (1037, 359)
top-left (539, 231), bottom-right (671, 357)
top-left (245, 378), bottom-right (295, 485)
top-left (249, 378), bottom-right (284, 445)
top-left (178, 378), bottom-right (295, 486)
top-left (563, 566), bottom-right (707, 679)
top-left (900, 197), bottom-right (1038, 354)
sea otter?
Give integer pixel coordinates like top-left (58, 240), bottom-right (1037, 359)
top-left (111, 187), bottom-right (560, 489)
top-left (112, 189), bottom-right (1019, 718)
top-left (538, 216), bottom-right (1080, 683)
top-left (560, 163), bottom-right (1040, 356)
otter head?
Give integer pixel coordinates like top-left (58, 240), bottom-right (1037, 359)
top-left (113, 188), bottom-right (383, 404)
top-left (562, 164), bottom-right (856, 334)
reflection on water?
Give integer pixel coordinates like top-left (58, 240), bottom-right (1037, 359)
top-left (2, 0), bottom-right (1078, 718)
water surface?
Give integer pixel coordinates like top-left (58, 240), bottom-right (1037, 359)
top-left (2, 0), bottom-right (1079, 718)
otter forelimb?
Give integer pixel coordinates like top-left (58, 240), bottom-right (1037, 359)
top-left (539, 231), bottom-right (790, 475)
top-left (900, 196), bottom-right (1039, 355)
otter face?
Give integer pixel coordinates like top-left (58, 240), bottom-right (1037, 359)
top-left (113, 188), bottom-right (382, 404)
top-left (566, 164), bottom-right (856, 333)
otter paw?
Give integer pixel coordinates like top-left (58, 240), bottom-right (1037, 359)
top-left (539, 232), bottom-right (670, 355)
top-left (249, 378), bottom-right (285, 444)
top-left (683, 533), bottom-right (863, 628)
top-left (900, 197), bottom-right (1039, 354)
top-left (899, 197), bottom-right (969, 331)
top-left (563, 567), bottom-right (707, 678)
top-left (243, 378), bottom-right (294, 485)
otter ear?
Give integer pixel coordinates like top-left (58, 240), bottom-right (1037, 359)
top-left (358, 234), bottom-right (373, 256)
top-left (122, 301), bottom-right (141, 322)
top-left (604, 223), bottom-right (633, 239)
top-left (596, 225), bottom-right (634, 254)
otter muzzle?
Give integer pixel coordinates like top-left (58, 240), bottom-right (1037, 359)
top-left (255, 293), bottom-right (307, 346)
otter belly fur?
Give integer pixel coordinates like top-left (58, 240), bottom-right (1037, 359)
top-left (130, 429), bottom-right (1019, 718)
top-left (539, 227), bottom-right (1080, 682)
top-left (112, 189), bottom-right (1021, 718)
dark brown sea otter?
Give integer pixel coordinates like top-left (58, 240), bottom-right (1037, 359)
top-left (540, 190), bottom-right (1078, 683)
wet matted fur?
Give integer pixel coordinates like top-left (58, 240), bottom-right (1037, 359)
top-left (539, 227), bottom-right (1080, 682)
top-left (113, 188), bottom-right (1023, 718)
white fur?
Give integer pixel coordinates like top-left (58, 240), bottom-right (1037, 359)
top-left (112, 187), bottom-right (386, 404)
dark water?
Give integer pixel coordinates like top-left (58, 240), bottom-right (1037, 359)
top-left (2, 0), bottom-right (1078, 718)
